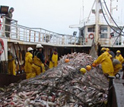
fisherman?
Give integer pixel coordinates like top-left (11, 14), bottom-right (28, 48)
top-left (8, 48), bottom-right (16, 75)
top-left (93, 48), bottom-right (114, 77)
top-left (102, 48), bottom-right (121, 76)
top-left (112, 57), bottom-right (122, 76)
top-left (115, 50), bottom-right (124, 64)
top-left (49, 48), bottom-right (58, 69)
top-left (5, 7), bottom-right (14, 37)
top-left (32, 44), bottom-right (45, 75)
top-left (25, 47), bottom-right (36, 79)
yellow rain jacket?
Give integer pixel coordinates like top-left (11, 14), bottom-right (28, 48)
top-left (94, 52), bottom-right (114, 76)
top-left (32, 56), bottom-right (45, 75)
top-left (115, 54), bottom-right (124, 64)
top-left (25, 52), bottom-right (36, 79)
top-left (49, 53), bottom-right (58, 69)
top-left (113, 63), bottom-right (122, 75)
top-left (8, 53), bottom-right (16, 75)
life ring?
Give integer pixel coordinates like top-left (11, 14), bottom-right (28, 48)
top-left (0, 38), bottom-right (4, 55)
top-left (88, 33), bottom-right (94, 39)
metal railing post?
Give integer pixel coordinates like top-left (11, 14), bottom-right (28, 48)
top-left (16, 21), bottom-right (18, 39)
top-left (2, 17), bottom-right (5, 37)
top-left (26, 29), bottom-right (27, 41)
top-left (34, 31), bottom-right (36, 42)
top-left (39, 28), bottom-right (41, 42)
top-left (29, 30), bottom-right (31, 42)
top-left (39, 32), bottom-right (41, 42)
top-left (42, 33), bottom-right (44, 42)
top-left (49, 32), bottom-right (50, 43)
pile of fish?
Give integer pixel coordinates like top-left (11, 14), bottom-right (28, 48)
top-left (0, 52), bottom-right (108, 107)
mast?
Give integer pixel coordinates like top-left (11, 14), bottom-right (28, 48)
top-left (110, 0), bottom-right (118, 23)
top-left (110, 0), bottom-right (112, 23)
top-left (95, 0), bottom-right (100, 44)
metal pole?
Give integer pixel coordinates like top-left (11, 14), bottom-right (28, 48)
top-left (95, 0), bottom-right (100, 45)
top-left (107, 76), bottom-right (115, 107)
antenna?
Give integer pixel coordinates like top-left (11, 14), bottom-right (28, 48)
top-left (82, 0), bottom-right (84, 21)
top-left (79, 8), bottom-right (81, 23)
top-left (79, 0), bottom-right (84, 23)
top-left (110, 0), bottom-right (118, 23)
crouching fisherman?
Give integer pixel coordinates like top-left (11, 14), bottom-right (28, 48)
top-left (25, 47), bottom-right (36, 79)
top-left (8, 48), bottom-right (16, 75)
top-left (32, 44), bottom-right (45, 76)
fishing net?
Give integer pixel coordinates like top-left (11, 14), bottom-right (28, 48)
top-left (89, 40), bottom-right (98, 59)
top-left (0, 52), bottom-right (108, 107)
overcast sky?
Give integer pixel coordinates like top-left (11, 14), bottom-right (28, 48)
top-left (0, 0), bottom-right (123, 35)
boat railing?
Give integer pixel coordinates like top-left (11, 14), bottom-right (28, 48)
top-left (1, 17), bottom-right (123, 46)
top-left (0, 17), bottom-right (84, 46)
top-left (111, 36), bottom-right (124, 46)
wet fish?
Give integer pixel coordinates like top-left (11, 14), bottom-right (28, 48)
top-left (0, 52), bottom-right (108, 107)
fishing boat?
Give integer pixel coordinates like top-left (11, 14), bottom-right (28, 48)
top-left (0, 0), bottom-right (123, 85)
top-left (0, 1), bottom-right (124, 106)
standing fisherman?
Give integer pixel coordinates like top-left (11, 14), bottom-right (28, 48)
top-left (25, 47), bottom-right (36, 79)
top-left (8, 48), bottom-right (16, 75)
top-left (32, 44), bottom-right (45, 75)
top-left (115, 50), bottom-right (124, 64)
top-left (49, 48), bottom-right (58, 69)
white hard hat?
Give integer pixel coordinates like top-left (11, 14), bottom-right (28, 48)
top-left (27, 47), bottom-right (33, 52)
top-left (36, 44), bottom-right (43, 48)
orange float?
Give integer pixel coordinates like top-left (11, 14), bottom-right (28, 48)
top-left (92, 63), bottom-right (96, 67)
top-left (65, 59), bottom-right (70, 63)
top-left (86, 65), bottom-right (91, 71)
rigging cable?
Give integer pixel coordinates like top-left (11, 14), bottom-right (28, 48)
top-left (99, 0), bottom-right (124, 37)
top-left (102, 0), bottom-right (124, 33)
top-left (112, 27), bottom-right (124, 46)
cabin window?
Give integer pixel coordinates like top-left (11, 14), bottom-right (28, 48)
top-left (88, 27), bottom-right (94, 32)
top-left (100, 26), bottom-right (107, 32)
top-left (100, 33), bottom-right (107, 38)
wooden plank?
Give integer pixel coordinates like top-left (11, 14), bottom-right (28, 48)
top-left (0, 73), bottom-right (26, 87)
